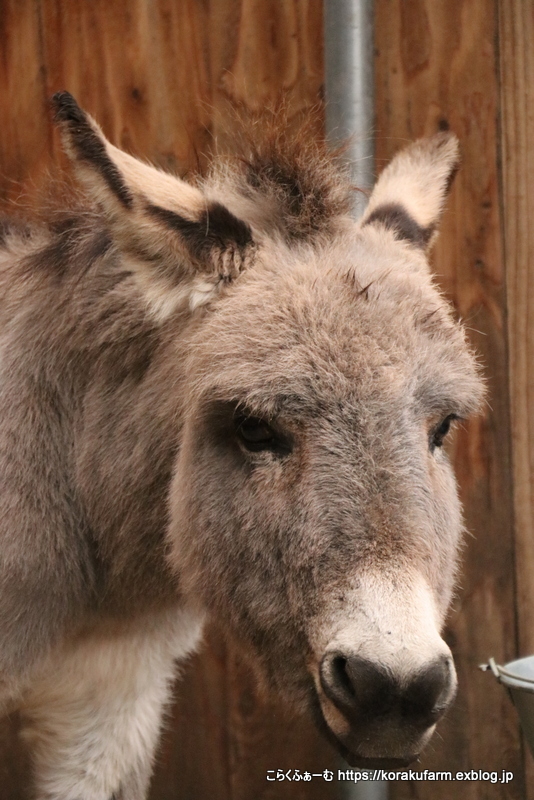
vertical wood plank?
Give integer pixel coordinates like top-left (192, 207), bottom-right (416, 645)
top-left (0, 0), bottom-right (51, 207)
top-left (374, 0), bottom-right (523, 797)
top-left (224, 645), bottom-right (340, 800)
top-left (498, 1), bottom-right (534, 797)
top-left (38, 0), bottom-right (213, 173)
top-left (208, 0), bottom-right (325, 151)
top-left (0, 715), bottom-right (31, 800)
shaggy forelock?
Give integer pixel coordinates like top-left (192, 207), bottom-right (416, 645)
top-left (203, 108), bottom-right (354, 244)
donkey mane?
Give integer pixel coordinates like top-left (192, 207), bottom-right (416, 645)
top-left (205, 108), bottom-right (354, 243)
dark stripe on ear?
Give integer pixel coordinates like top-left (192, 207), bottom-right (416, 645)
top-left (51, 92), bottom-right (134, 209)
top-left (146, 201), bottom-right (253, 262)
top-left (364, 203), bottom-right (434, 249)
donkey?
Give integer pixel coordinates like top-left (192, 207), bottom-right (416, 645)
top-left (0, 92), bottom-right (484, 799)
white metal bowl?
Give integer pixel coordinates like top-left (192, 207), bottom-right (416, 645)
top-left (482, 656), bottom-right (534, 756)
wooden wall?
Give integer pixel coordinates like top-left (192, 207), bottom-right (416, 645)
top-left (0, 1), bottom-right (532, 798)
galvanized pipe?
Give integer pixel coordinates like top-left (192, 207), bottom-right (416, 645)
top-left (324, 0), bottom-right (375, 218)
top-left (324, 4), bottom-right (387, 798)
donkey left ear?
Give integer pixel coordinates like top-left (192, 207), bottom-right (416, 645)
top-left (51, 92), bottom-right (255, 309)
top-left (361, 132), bottom-right (459, 250)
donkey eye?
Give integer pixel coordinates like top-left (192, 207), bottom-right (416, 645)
top-left (237, 417), bottom-right (274, 446)
top-left (234, 414), bottom-right (291, 455)
top-left (430, 414), bottom-right (458, 451)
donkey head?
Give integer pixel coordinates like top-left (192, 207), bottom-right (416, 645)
top-left (54, 93), bottom-right (484, 767)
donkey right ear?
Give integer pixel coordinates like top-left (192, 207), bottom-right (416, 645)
top-left (52, 92), bottom-right (255, 309)
top-left (361, 132), bottom-right (459, 250)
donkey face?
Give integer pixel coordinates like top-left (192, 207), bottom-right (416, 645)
top-left (54, 94), bottom-right (484, 767)
top-left (169, 141), bottom-right (484, 767)
top-left (170, 237), bottom-right (482, 766)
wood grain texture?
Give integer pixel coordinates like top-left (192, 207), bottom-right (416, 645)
top-left (0, 715), bottom-right (31, 800)
top-left (498, 1), bottom-right (534, 797)
top-left (375, 0), bottom-right (523, 797)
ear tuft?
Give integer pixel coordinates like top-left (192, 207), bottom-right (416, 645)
top-left (51, 90), bottom-right (87, 126)
top-left (145, 201), bottom-right (254, 280)
top-left (51, 91), bottom-right (134, 209)
top-left (361, 132), bottom-right (460, 250)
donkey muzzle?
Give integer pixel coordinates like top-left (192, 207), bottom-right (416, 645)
top-left (316, 650), bottom-right (456, 765)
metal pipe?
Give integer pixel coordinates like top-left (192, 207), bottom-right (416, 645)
top-left (339, 770), bottom-right (389, 800)
top-left (324, 0), bottom-right (375, 218)
top-left (324, 5), bottom-right (386, 797)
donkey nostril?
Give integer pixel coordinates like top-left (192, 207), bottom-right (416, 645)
top-left (320, 651), bottom-right (394, 718)
top-left (320, 651), bottom-right (358, 714)
top-left (333, 655), bottom-right (355, 697)
top-left (402, 655), bottom-right (455, 723)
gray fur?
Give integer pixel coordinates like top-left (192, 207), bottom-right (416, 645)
top-left (0, 93), bottom-right (484, 797)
